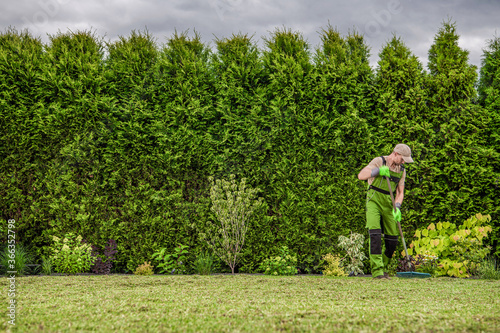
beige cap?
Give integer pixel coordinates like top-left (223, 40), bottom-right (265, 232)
top-left (393, 144), bottom-right (414, 163)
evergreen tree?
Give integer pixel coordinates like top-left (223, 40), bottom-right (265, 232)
top-left (105, 29), bottom-right (157, 105)
top-left (210, 33), bottom-right (265, 178)
top-left (373, 35), bottom-right (428, 229)
top-left (314, 25), bottom-right (373, 118)
top-left (478, 35), bottom-right (500, 151)
top-left (207, 33), bottom-right (271, 272)
top-left (478, 36), bottom-right (500, 110)
top-left (0, 28), bottom-right (45, 240)
top-left (418, 21), bottom-right (499, 229)
top-left (427, 21), bottom-right (477, 107)
top-left (478, 35), bottom-right (500, 257)
top-left (311, 26), bottom-right (374, 237)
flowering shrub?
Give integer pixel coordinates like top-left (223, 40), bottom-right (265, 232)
top-left (49, 233), bottom-right (95, 274)
top-left (260, 246), bottom-right (298, 276)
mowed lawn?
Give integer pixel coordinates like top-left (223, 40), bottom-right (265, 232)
top-left (1, 274), bottom-right (499, 332)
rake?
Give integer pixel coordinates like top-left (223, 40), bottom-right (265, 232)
top-left (385, 176), bottom-right (431, 278)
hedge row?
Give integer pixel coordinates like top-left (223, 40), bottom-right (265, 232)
top-left (1, 21), bottom-right (498, 273)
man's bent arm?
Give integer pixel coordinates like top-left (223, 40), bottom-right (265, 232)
top-left (358, 166), bottom-right (372, 181)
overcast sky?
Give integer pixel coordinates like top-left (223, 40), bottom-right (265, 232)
top-left (1, 0), bottom-right (499, 70)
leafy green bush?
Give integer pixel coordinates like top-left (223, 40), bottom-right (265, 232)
top-left (260, 246), bottom-right (298, 276)
top-left (49, 233), bottom-right (95, 274)
top-left (134, 261), bottom-right (154, 275)
top-left (322, 253), bottom-right (347, 277)
top-left (151, 244), bottom-right (189, 274)
top-left (202, 175), bottom-right (263, 274)
top-left (406, 214), bottom-right (493, 277)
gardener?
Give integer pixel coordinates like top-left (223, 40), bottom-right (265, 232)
top-left (357, 144), bottom-right (414, 279)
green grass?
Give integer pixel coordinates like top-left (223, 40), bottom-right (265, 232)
top-left (1, 274), bottom-right (499, 332)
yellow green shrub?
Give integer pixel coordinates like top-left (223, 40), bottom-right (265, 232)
top-left (134, 261), bottom-right (154, 275)
top-left (322, 253), bottom-right (347, 277)
top-left (406, 214), bottom-right (493, 278)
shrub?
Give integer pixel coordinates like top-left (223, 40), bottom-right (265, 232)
top-left (0, 243), bottom-right (34, 276)
top-left (90, 239), bottom-right (118, 275)
top-left (322, 253), bottom-right (347, 277)
top-left (151, 244), bottom-right (189, 274)
top-left (202, 175), bottom-right (263, 274)
top-left (49, 233), bottom-right (95, 274)
top-left (338, 232), bottom-right (367, 276)
top-left (397, 256), bottom-right (415, 273)
top-left (397, 253), bottom-right (439, 277)
top-left (406, 213), bottom-right (493, 278)
top-left (260, 246), bottom-right (298, 276)
top-left (192, 251), bottom-right (215, 275)
top-left (414, 253), bottom-right (439, 276)
top-left (134, 261), bottom-right (154, 275)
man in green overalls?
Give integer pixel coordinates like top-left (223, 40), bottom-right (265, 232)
top-left (357, 144), bottom-right (414, 279)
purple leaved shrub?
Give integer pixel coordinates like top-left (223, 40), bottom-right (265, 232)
top-left (91, 239), bottom-right (118, 274)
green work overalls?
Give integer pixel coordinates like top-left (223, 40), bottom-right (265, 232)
top-left (365, 156), bottom-right (404, 278)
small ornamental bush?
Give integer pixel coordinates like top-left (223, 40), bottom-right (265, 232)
top-left (151, 244), bottom-right (189, 274)
top-left (202, 175), bottom-right (263, 274)
top-left (260, 246), bottom-right (298, 276)
top-left (406, 213), bottom-right (493, 278)
top-left (322, 253), bottom-right (347, 277)
top-left (49, 233), bottom-right (95, 274)
top-left (338, 232), bottom-right (367, 276)
top-left (134, 261), bottom-right (154, 275)
top-left (90, 239), bottom-right (118, 275)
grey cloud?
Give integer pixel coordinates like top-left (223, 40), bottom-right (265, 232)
top-left (0, 0), bottom-right (498, 69)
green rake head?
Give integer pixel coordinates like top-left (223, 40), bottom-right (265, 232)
top-left (396, 271), bottom-right (431, 278)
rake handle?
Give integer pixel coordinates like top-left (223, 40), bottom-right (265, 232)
top-left (385, 176), bottom-right (411, 268)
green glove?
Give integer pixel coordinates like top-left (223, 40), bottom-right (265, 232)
top-left (392, 208), bottom-right (402, 222)
top-left (379, 165), bottom-right (390, 177)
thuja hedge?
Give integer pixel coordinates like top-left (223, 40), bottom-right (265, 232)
top-left (1, 22), bottom-right (499, 273)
